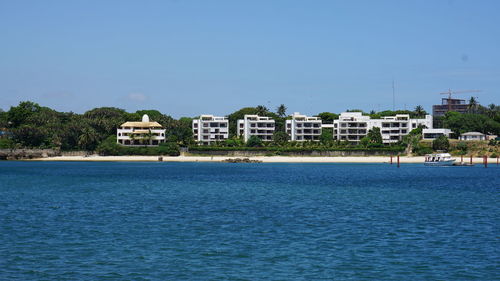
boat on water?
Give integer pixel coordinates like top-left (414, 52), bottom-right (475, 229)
top-left (424, 153), bottom-right (456, 166)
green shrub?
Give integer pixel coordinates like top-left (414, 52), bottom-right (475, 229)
top-left (432, 135), bottom-right (450, 151)
top-left (456, 141), bottom-right (468, 152)
top-left (246, 136), bottom-right (263, 147)
top-left (0, 138), bottom-right (14, 149)
top-left (413, 144), bottom-right (433, 156)
top-left (188, 145), bottom-right (405, 153)
top-left (96, 136), bottom-right (121, 155)
top-left (490, 153), bottom-right (498, 158)
top-left (96, 136), bottom-right (180, 156)
top-left (157, 142), bottom-right (180, 156)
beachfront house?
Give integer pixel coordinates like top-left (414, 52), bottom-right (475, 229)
top-left (459, 132), bottom-right (486, 141)
top-left (334, 112), bottom-right (434, 145)
top-left (116, 114), bottom-right (166, 146)
top-left (192, 115), bottom-right (229, 145)
top-left (237, 115), bottom-right (275, 142)
top-left (286, 112), bottom-right (322, 141)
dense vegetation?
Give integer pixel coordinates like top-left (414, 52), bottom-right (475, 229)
top-left (0, 101), bottom-right (192, 154)
top-left (1, 101), bottom-right (498, 156)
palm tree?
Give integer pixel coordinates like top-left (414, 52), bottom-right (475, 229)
top-left (256, 105), bottom-right (269, 116)
top-left (129, 132), bottom-right (137, 145)
top-left (276, 104), bottom-right (287, 117)
top-left (468, 97), bottom-right (478, 114)
top-left (78, 127), bottom-right (99, 151)
top-left (143, 129), bottom-right (154, 146)
top-left (414, 105), bottom-right (425, 118)
top-left (487, 103), bottom-right (498, 118)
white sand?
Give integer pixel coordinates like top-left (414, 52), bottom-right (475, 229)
top-left (29, 155), bottom-right (492, 164)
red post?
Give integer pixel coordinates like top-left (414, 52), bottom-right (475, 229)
top-left (397, 155), bottom-right (400, 168)
top-left (484, 156), bottom-right (487, 168)
top-left (390, 155), bottom-right (393, 164)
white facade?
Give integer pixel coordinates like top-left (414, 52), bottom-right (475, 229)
top-left (334, 112), bottom-right (434, 144)
top-left (192, 115), bottom-right (229, 145)
top-left (286, 112), bottom-right (322, 141)
top-left (422, 128), bottom-right (452, 140)
top-left (410, 115), bottom-right (433, 130)
top-left (333, 112), bottom-right (370, 144)
top-left (237, 115), bottom-right (275, 142)
top-left (372, 114), bottom-right (432, 144)
top-left (117, 114), bottom-right (166, 146)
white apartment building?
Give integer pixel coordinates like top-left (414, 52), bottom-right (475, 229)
top-left (333, 112), bottom-right (370, 144)
top-left (334, 112), bottom-right (433, 144)
top-left (237, 115), bottom-right (275, 142)
top-left (192, 115), bottom-right (229, 145)
top-left (286, 112), bottom-right (322, 141)
top-left (371, 114), bottom-right (432, 144)
top-left (117, 114), bottom-right (166, 146)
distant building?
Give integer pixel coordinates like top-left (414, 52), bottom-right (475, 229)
top-left (333, 112), bottom-right (433, 145)
top-left (192, 115), bottom-right (229, 145)
top-left (459, 132), bottom-right (486, 141)
top-left (237, 115), bottom-right (275, 142)
top-left (422, 128), bottom-right (452, 140)
top-left (286, 112), bottom-right (322, 141)
top-left (432, 98), bottom-right (469, 117)
top-left (333, 112), bottom-right (370, 144)
top-left (116, 114), bottom-right (166, 146)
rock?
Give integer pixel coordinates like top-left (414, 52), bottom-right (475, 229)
top-left (223, 158), bottom-right (262, 163)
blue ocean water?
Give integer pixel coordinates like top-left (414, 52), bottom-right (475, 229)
top-left (0, 162), bottom-right (498, 280)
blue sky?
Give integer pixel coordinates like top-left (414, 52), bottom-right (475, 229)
top-left (0, 0), bottom-right (499, 117)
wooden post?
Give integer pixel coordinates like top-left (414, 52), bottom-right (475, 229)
top-left (461, 155), bottom-right (463, 163)
top-left (390, 155), bottom-right (393, 164)
top-left (484, 156), bottom-right (487, 168)
top-left (470, 155), bottom-right (473, 165)
top-left (397, 155), bottom-right (400, 168)
top-left (497, 156), bottom-right (499, 166)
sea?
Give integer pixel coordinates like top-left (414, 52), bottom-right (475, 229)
top-left (0, 161), bottom-right (498, 280)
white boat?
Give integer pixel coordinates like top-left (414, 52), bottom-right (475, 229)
top-left (424, 153), bottom-right (456, 166)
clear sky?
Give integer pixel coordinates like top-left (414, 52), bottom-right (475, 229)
top-left (0, 0), bottom-right (499, 117)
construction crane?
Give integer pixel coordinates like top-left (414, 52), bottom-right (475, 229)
top-left (439, 89), bottom-right (481, 112)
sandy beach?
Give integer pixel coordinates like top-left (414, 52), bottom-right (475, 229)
top-left (29, 155), bottom-right (492, 164)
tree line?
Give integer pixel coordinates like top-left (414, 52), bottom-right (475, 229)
top-left (0, 101), bottom-right (499, 152)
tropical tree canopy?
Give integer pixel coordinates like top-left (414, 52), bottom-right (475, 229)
top-left (432, 135), bottom-right (450, 151)
top-left (276, 104), bottom-right (287, 117)
top-left (366, 127), bottom-right (383, 144)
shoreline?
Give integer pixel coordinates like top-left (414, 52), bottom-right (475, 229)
top-left (24, 155), bottom-right (492, 164)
